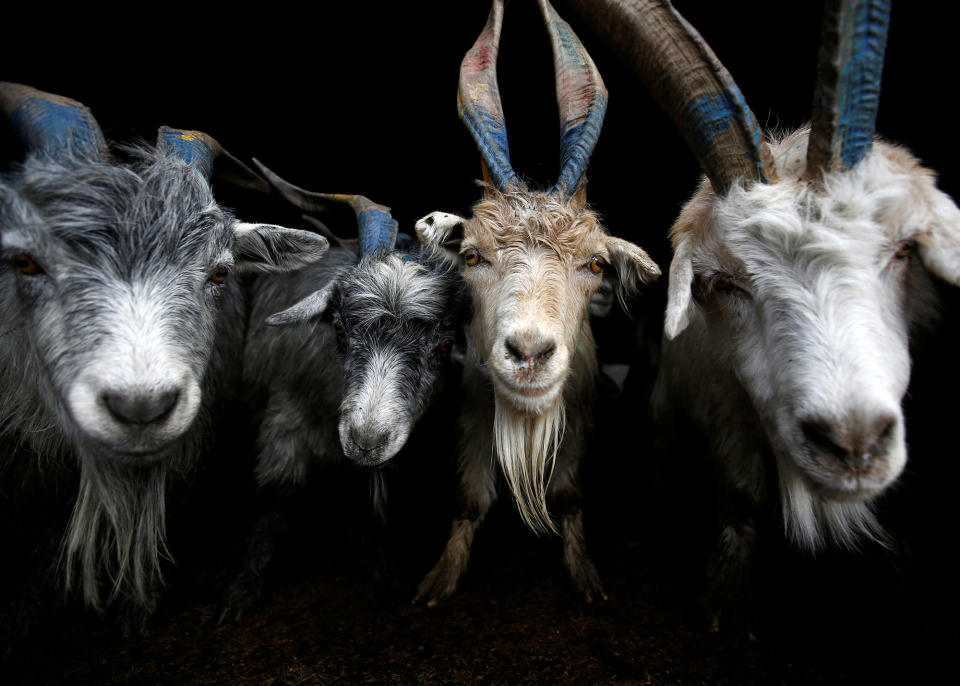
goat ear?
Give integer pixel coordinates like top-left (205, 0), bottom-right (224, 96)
top-left (232, 222), bottom-right (329, 273)
top-left (265, 281), bottom-right (336, 326)
top-left (604, 235), bottom-right (661, 302)
top-left (415, 211), bottom-right (466, 268)
top-left (916, 189), bottom-right (960, 286)
top-left (664, 233), bottom-right (695, 340)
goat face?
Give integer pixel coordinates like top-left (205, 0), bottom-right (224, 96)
top-left (665, 131), bottom-right (960, 510)
top-left (418, 187), bottom-right (659, 417)
top-left (267, 251), bottom-right (463, 468)
top-left (0, 151), bottom-right (327, 468)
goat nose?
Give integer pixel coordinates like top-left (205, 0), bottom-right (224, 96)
top-left (800, 413), bottom-right (897, 469)
top-left (102, 388), bottom-right (180, 427)
top-left (504, 334), bottom-right (556, 367)
top-left (350, 427), bottom-right (389, 453)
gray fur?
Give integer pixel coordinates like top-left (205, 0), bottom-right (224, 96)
top-left (0, 146), bottom-right (326, 618)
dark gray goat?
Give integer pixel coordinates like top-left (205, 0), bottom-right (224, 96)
top-left (0, 83), bottom-right (328, 628)
top-left (221, 165), bottom-right (466, 619)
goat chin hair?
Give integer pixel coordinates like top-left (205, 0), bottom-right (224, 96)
top-left (493, 397), bottom-right (566, 534)
top-left (61, 459), bottom-right (171, 612)
top-left (778, 459), bottom-right (890, 553)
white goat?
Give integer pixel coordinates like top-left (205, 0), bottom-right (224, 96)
top-left (413, 0), bottom-right (660, 605)
top-left (569, 0), bottom-right (960, 627)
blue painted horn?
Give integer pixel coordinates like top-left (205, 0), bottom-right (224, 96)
top-left (459, 0), bottom-right (608, 198)
top-left (0, 82), bottom-right (106, 159)
top-left (562, 0), bottom-right (774, 195)
top-left (806, 0), bottom-right (891, 178)
top-left (156, 126), bottom-right (271, 193)
top-left (251, 159), bottom-right (398, 257)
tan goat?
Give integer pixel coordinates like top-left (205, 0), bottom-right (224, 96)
top-left (413, 0), bottom-right (660, 605)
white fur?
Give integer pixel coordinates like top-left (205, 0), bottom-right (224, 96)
top-left (656, 131), bottom-right (958, 550)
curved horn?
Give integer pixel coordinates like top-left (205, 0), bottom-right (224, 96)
top-left (458, 0), bottom-right (518, 191)
top-left (806, 0), bottom-right (891, 179)
top-left (538, 0), bottom-right (608, 198)
top-left (563, 0), bottom-right (774, 195)
top-left (156, 126), bottom-right (270, 193)
top-left (252, 159), bottom-right (398, 257)
top-left (0, 82), bottom-right (106, 159)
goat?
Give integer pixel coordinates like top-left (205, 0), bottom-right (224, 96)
top-left (568, 0), bottom-right (960, 627)
top-left (0, 83), bottom-right (329, 626)
top-left (412, 0), bottom-right (660, 605)
top-left (220, 166), bottom-right (466, 619)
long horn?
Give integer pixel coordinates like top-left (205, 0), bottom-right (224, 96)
top-left (252, 159), bottom-right (398, 257)
top-left (458, 0), bottom-right (518, 191)
top-left (563, 0), bottom-right (774, 194)
top-left (156, 126), bottom-right (271, 193)
top-left (0, 82), bottom-right (106, 159)
top-left (538, 0), bottom-right (608, 198)
top-left (806, 0), bottom-right (891, 180)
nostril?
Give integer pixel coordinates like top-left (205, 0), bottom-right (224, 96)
top-left (504, 337), bottom-right (525, 363)
top-left (537, 343), bottom-right (556, 362)
top-left (103, 389), bottom-right (180, 426)
top-left (801, 418), bottom-right (846, 460)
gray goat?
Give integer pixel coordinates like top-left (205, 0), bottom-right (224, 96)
top-left (221, 166), bottom-right (466, 619)
top-left (0, 83), bottom-right (328, 626)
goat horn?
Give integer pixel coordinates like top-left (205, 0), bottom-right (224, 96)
top-left (0, 82), bottom-right (106, 159)
top-left (252, 158), bottom-right (398, 257)
top-left (806, 0), bottom-right (890, 180)
top-left (156, 127), bottom-right (271, 193)
top-left (459, 0), bottom-right (518, 191)
top-left (563, 0), bottom-right (774, 194)
top-left (538, 0), bottom-right (608, 198)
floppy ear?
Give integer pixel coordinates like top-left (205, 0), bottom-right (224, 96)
top-left (664, 232), bottom-right (695, 340)
top-left (604, 235), bottom-right (661, 306)
top-left (232, 222), bottom-right (328, 273)
top-left (915, 186), bottom-right (960, 287)
top-left (265, 281), bottom-right (337, 326)
top-left (415, 211), bottom-right (467, 268)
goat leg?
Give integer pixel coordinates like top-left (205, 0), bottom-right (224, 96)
top-left (414, 445), bottom-right (495, 606)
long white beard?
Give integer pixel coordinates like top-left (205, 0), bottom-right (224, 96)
top-left (493, 397), bottom-right (565, 534)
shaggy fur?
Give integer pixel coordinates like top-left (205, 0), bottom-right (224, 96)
top-left (0, 147), bottom-right (326, 619)
top-left (652, 128), bottom-right (960, 623)
top-left (414, 184), bottom-right (659, 604)
top-left (221, 246), bottom-right (465, 620)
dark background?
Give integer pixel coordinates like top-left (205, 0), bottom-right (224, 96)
top-left (3, 1), bottom-right (960, 683)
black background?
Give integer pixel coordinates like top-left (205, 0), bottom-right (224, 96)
top-left (3, 1), bottom-right (960, 683)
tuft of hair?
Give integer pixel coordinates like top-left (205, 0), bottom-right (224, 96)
top-left (493, 398), bottom-right (566, 534)
top-left (778, 461), bottom-right (890, 552)
top-left (62, 461), bottom-right (171, 612)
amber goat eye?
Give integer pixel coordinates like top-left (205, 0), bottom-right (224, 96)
top-left (334, 321), bottom-right (346, 337)
top-left (438, 339), bottom-right (453, 354)
top-left (588, 255), bottom-right (607, 275)
top-left (210, 267), bottom-right (229, 284)
top-left (13, 254), bottom-right (40, 275)
top-left (462, 249), bottom-right (481, 266)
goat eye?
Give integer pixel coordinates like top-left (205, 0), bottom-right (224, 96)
top-left (334, 321), bottom-right (346, 337)
top-left (893, 239), bottom-right (917, 262)
top-left (209, 266), bottom-right (229, 284)
top-left (438, 339), bottom-right (453, 355)
top-left (462, 248), bottom-right (482, 266)
top-left (586, 254), bottom-right (607, 275)
top-left (711, 273), bottom-right (750, 299)
top-left (12, 254), bottom-right (41, 275)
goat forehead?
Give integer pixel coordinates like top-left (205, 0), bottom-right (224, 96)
top-left (343, 256), bottom-right (452, 322)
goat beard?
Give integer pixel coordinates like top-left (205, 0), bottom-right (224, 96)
top-left (493, 394), bottom-right (565, 535)
top-left (61, 456), bottom-right (172, 615)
